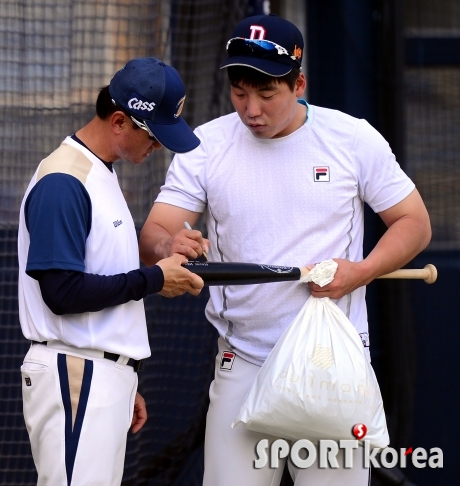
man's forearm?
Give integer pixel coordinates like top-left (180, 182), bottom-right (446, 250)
top-left (361, 213), bottom-right (432, 285)
top-left (139, 222), bottom-right (174, 266)
top-left (360, 189), bottom-right (432, 286)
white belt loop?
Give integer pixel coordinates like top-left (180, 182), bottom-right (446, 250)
top-left (116, 355), bottom-right (130, 366)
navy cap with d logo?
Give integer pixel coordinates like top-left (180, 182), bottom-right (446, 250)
top-left (109, 57), bottom-right (200, 153)
top-left (220, 14), bottom-right (304, 77)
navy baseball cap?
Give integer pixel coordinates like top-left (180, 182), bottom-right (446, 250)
top-left (109, 57), bottom-right (200, 153)
top-left (220, 14), bottom-right (303, 77)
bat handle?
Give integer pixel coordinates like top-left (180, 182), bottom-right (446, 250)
top-left (299, 264), bottom-right (437, 284)
top-left (377, 264), bottom-right (437, 284)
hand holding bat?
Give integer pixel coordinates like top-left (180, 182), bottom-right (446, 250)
top-left (156, 254), bottom-right (204, 297)
top-left (303, 258), bottom-right (437, 299)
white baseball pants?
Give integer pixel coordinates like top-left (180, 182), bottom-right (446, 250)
top-left (21, 342), bottom-right (138, 486)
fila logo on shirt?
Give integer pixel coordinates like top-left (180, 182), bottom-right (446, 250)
top-left (220, 351), bottom-right (236, 371)
top-left (314, 166), bottom-right (330, 182)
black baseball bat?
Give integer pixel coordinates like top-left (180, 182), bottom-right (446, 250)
top-left (183, 261), bottom-right (438, 286)
top-left (183, 261), bottom-right (301, 286)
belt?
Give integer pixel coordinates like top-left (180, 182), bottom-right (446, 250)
top-left (31, 341), bottom-right (144, 372)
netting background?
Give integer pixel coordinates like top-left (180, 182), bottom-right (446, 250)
top-left (1, 0), bottom-right (459, 485)
top-left (405, 0), bottom-right (460, 252)
top-left (0, 1), bottom-right (247, 484)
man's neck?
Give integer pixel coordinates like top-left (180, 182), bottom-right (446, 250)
top-left (75, 117), bottom-right (119, 162)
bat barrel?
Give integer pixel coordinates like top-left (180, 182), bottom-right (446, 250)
top-left (183, 261), bottom-right (301, 286)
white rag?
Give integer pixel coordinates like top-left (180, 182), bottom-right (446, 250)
top-left (300, 259), bottom-right (338, 287)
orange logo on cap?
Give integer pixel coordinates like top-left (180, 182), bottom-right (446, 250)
top-left (293, 45), bottom-right (302, 59)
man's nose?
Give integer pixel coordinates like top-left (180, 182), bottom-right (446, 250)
top-left (246, 96), bottom-right (262, 118)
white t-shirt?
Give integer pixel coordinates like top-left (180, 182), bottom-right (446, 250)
top-left (156, 103), bottom-right (415, 365)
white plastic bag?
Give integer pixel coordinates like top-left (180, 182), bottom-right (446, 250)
top-left (233, 296), bottom-right (389, 449)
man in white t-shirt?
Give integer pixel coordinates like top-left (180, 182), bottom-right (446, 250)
top-left (139, 15), bottom-right (431, 486)
top-left (18, 57), bottom-right (204, 485)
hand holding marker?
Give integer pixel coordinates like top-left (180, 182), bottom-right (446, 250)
top-left (183, 221), bottom-right (208, 261)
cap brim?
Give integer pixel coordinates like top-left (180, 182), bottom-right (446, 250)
top-left (219, 56), bottom-right (294, 77)
top-left (146, 118), bottom-right (200, 154)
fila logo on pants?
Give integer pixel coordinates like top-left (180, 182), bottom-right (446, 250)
top-left (220, 351), bottom-right (236, 371)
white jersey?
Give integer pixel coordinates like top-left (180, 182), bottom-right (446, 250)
top-left (18, 136), bottom-right (150, 359)
top-left (156, 104), bottom-right (415, 365)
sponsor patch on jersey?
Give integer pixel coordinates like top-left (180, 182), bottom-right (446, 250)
top-left (359, 332), bottom-right (370, 347)
top-left (220, 351), bottom-right (236, 371)
top-left (314, 166), bottom-right (330, 182)
top-left (25, 376), bottom-right (32, 386)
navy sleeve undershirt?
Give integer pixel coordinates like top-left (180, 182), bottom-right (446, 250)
top-left (25, 173), bottom-right (165, 315)
top-left (36, 266), bottom-right (164, 315)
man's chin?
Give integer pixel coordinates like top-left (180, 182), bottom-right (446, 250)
top-left (248, 127), bottom-right (272, 139)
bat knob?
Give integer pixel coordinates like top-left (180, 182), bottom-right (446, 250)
top-left (424, 264), bottom-right (437, 284)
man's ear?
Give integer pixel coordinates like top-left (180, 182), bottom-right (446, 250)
top-left (295, 72), bottom-right (307, 97)
top-left (111, 111), bottom-right (127, 134)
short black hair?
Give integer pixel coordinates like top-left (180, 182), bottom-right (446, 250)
top-left (227, 66), bottom-right (300, 92)
top-left (96, 85), bottom-right (117, 119)
top-left (95, 85), bottom-right (140, 130)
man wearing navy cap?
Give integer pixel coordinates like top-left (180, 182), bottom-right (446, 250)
top-left (18, 57), bottom-right (204, 485)
top-left (140, 15), bottom-right (431, 486)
